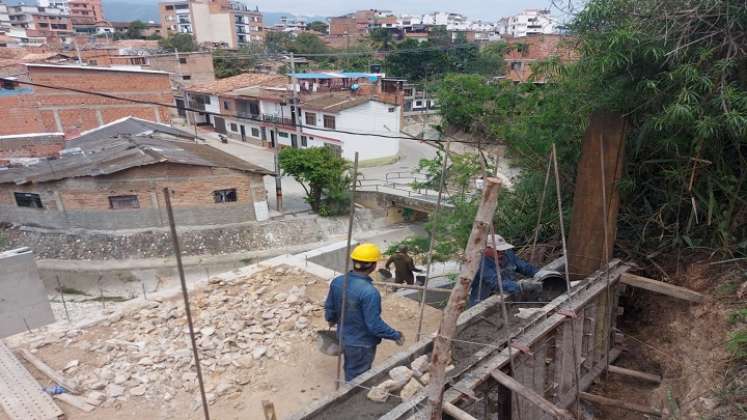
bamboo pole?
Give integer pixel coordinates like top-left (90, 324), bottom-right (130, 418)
top-left (334, 152), bottom-right (359, 389)
top-left (424, 177), bottom-right (501, 419)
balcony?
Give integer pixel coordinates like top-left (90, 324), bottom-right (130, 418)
top-left (261, 114), bottom-right (295, 127)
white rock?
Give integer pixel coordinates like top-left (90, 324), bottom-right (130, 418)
top-left (114, 373), bottom-right (130, 385)
top-left (201, 327), bottom-right (216, 337)
top-left (367, 382), bottom-right (390, 402)
top-left (137, 357), bottom-right (153, 366)
top-left (252, 346), bottom-right (267, 359)
top-left (182, 372), bottom-right (197, 382)
top-left (389, 366), bottom-right (414, 386)
top-left (400, 378), bottom-right (423, 400)
top-left (273, 293), bottom-right (288, 302)
top-left (410, 354), bottom-right (430, 376)
top-left (262, 311), bottom-right (275, 320)
top-left (294, 317), bottom-right (310, 329)
top-left (86, 391), bottom-right (106, 405)
top-left (286, 294), bottom-right (300, 304)
top-left (164, 392), bottom-right (173, 401)
top-left (419, 373), bottom-right (430, 385)
top-left (106, 384), bottom-right (125, 398)
top-left (63, 360), bottom-right (79, 371)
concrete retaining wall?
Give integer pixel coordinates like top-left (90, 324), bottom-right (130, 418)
top-left (0, 248), bottom-right (55, 338)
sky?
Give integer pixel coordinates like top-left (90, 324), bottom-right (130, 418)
top-left (248, 0), bottom-right (559, 21)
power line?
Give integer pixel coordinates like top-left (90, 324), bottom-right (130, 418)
top-left (211, 43), bottom-right (479, 59)
top-left (1, 76), bottom-right (489, 145)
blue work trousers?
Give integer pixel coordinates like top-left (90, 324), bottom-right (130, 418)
top-left (343, 345), bottom-right (377, 382)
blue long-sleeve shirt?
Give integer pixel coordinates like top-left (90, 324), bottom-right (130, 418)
top-left (469, 249), bottom-right (538, 306)
top-left (325, 271), bottom-right (401, 348)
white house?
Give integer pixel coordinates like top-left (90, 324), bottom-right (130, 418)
top-left (499, 9), bottom-right (558, 38)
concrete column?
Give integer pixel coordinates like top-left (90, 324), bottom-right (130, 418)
top-left (52, 191), bottom-right (65, 211)
top-left (153, 107), bottom-right (162, 123)
top-left (95, 110), bottom-right (104, 126)
top-left (150, 191), bottom-right (164, 226)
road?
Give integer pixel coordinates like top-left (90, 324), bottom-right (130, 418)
top-left (197, 119), bottom-right (440, 215)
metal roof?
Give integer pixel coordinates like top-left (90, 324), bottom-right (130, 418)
top-left (0, 131), bottom-right (273, 185)
top-left (288, 72), bottom-right (382, 80)
top-left (67, 116), bottom-right (195, 147)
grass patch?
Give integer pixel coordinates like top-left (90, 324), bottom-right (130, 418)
top-left (716, 279), bottom-right (741, 297)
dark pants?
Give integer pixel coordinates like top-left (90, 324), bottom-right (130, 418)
top-left (342, 345), bottom-right (377, 382)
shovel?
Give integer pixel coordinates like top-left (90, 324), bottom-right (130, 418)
top-left (317, 329), bottom-right (340, 356)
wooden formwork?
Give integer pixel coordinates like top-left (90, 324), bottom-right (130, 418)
top-left (381, 259), bottom-right (632, 420)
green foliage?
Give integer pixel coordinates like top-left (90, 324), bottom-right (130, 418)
top-left (369, 28), bottom-right (394, 51)
top-left (265, 32), bottom-right (329, 56)
top-left (306, 21), bottom-right (329, 34)
top-left (728, 309), bottom-right (747, 325)
top-left (159, 33), bottom-right (195, 52)
top-left (265, 32), bottom-right (292, 53)
top-left (125, 20), bottom-right (145, 39)
top-left (727, 329), bottom-right (747, 359)
top-left (384, 237), bottom-right (431, 258)
top-left (467, 42), bottom-right (509, 77)
top-left (212, 46), bottom-right (260, 79)
top-left (278, 147), bottom-right (351, 216)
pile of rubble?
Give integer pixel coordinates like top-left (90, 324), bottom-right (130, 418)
top-left (29, 265), bottom-right (323, 409)
top-left (367, 354), bottom-right (453, 402)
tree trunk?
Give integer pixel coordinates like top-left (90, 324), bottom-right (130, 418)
top-left (424, 177), bottom-right (502, 419)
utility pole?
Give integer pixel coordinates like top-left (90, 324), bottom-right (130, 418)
top-left (289, 52), bottom-right (302, 142)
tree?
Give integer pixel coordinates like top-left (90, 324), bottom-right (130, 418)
top-left (289, 32), bottom-right (328, 55)
top-left (159, 33), bottom-right (195, 52)
top-left (369, 28), bottom-right (394, 51)
top-left (125, 20), bottom-right (146, 39)
top-left (306, 20), bottom-right (328, 34)
top-left (467, 41), bottom-right (508, 76)
top-left (278, 147), bottom-right (352, 216)
top-left (386, 39), bottom-right (448, 81)
top-left (265, 32), bottom-right (293, 53)
top-left (212, 46), bottom-right (259, 78)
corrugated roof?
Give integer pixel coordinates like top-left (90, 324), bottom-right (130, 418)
top-left (67, 116), bottom-right (195, 147)
top-left (0, 133), bottom-right (273, 185)
top-left (301, 93), bottom-right (376, 113)
top-left (289, 72), bottom-right (381, 80)
top-left (187, 73), bottom-right (288, 94)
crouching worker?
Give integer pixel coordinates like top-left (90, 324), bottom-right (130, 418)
top-left (468, 234), bottom-right (540, 307)
top-left (325, 243), bottom-right (405, 382)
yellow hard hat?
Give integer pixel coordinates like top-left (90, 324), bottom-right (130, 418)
top-left (350, 243), bottom-right (381, 262)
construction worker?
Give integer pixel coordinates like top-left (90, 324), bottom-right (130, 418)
top-left (468, 234), bottom-right (540, 307)
top-left (385, 245), bottom-right (423, 285)
top-left (325, 243), bottom-right (405, 382)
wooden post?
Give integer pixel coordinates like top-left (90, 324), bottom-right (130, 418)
top-left (490, 370), bottom-right (574, 420)
top-left (620, 273), bottom-right (705, 303)
top-left (566, 111), bottom-right (627, 280)
top-left (19, 349), bottom-right (80, 394)
top-left (607, 365), bottom-right (662, 384)
top-left (424, 177), bottom-right (501, 419)
top-left (579, 392), bottom-right (662, 416)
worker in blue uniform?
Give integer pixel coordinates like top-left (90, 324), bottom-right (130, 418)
top-left (325, 243), bottom-right (405, 382)
top-left (469, 234), bottom-right (540, 307)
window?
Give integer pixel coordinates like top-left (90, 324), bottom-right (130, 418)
top-left (109, 195), bottom-right (139, 209)
top-left (291, 134), bottom-right (298, 148)
top-left (230, 123), bottom-right (238, 131)
top-left (179, 57), bottom-right (187, 64)
top-left (2, 79), bottom-right (19, 90)
top-left (510, 61), bottom-right (522, 70)
top-left (323, 115), bottom-right (336, 129)
top-left (89, 59), bottom-right (97, 65)
top-left (251, 127), bottom-right (260, 137)
top-left (301, 135), bottom-right (308, 147)
top-left (214, 189), bottom-right (237, 203)
top-left (305, 112), bottom-right (316, 126)
top-left (14, 192), bottom-right (42, 208)
top-left (388, 107), bottom-right (396, 113)
top-left (223, 100), bottom-right (229, 110)
top-left (278, 131), bottom-right (288, 138)
top-left (182, 75), bottom-right (191, 80)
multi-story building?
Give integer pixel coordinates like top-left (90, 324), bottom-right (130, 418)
top-left (183, 72), bottom-right (402, 162)
top-left (159, 0), bottom-right (262, 47)
top-left (160, 0), bottom-right (192, 36)
top-left (502, 34), bottom-right (577, 83)
top-left (0, 1), bottom-right (11, 29)
top-left (499, 9), bottom-right (557, 38)
top-left (7, 5), bottom-right (73, 45)
top-left (329, 9), bottom-right (396, 36)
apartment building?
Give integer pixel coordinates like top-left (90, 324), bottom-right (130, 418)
top-left (160, 0), bottom-right (192, 35)
top-left (159, 0), bottom-right (263, 47)
top-left (503, 34), bottom-right (578, 83)
top-left (499, 9), bottom-right (558, 38)
top-left (0, 1), bottom-right (11, 29)
top-left (7, 4), bottom-right (73, 45)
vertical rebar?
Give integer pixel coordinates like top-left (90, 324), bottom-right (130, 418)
top-left (530, 153), bottom-right (553, 263)
top-left (163, 188), bottom-right (210, 420)
top-left (56, 276), bottom-right (70, 322)
top-left (335, 152), bottom-right (360, 389)
top-left (599, 136), bottom-right (613, 376)
top-left (551, 143), bottom-right (581, 418)
top-left (416, 141), bottom-right (450, 341)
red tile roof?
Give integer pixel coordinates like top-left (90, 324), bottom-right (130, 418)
top-left (187, 73), bottom-right (288, 94)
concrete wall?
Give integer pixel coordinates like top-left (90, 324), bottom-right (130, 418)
top-left (0, 163), bottom-right (268, 230)
top-left (295, 240), bottom-right (360, 274)
top-left (0, 248), bottom-right (55, 338)
top-left (191, 1), bottom-right (234, 47)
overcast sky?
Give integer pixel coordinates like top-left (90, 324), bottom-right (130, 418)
top-left (253, 0), bottom-right (559, 21)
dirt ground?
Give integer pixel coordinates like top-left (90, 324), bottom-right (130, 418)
top-left (1, 266), bottom-right (442, 420)
top-left (587, 261), bottom-right (745, 419)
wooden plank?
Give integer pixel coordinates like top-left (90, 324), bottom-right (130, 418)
top-left (566, 111), bottom-right (627, 280)
top-left (425, 177), bottom-right (502, 420)
top-left (558, 348), bottom-right (621, 409)
top-left (442, 402), bottom-right (478, 420)
top-left (19, 349), bottom-right (81, 394)
top-left (579, 392), bottom-right (662, 416)
top-left (554, 315), bottom-right (583, 406)
top-left (54, 393), bottom-right (95, 412)
top-left (0, 341), bottom-right (63, 420)
top-left (620, 273), bottom-right (705, 303)
top-left (491, 370), bottom-right (573, 420)
top-left (511, 345), bottom-right (550, 420)
top-left (608, 365), bottom-right (662, 384)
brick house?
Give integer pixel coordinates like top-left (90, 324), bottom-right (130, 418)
top-left (0, 132), bottom-right (65, 166)
top-left (0, 63), bottom-right (173, 138)
top-left (0, 119), bottom-right (273, 230)
top-left (503, 34), bottom-right (578, 83)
